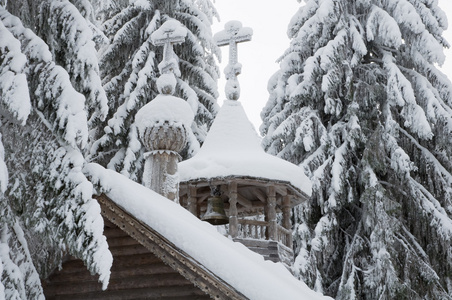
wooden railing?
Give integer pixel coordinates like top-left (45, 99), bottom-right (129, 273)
top-left (237, 219), bottom-right (267, 240)
top-left (236, 220), bottom-right (292, 248)
top-left (276, 225), bottom-right (291, 248)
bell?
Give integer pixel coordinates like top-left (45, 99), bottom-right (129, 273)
top-left (202, 195), bottom-right (229, 225)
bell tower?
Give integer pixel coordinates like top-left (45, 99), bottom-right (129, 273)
top-left (178, 21), bottom-right (312, 267)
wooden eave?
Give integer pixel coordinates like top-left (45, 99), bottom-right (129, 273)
top-left (96, 194), bottom-right (247, 300)
top-left (179, 175), bottom-right (310, 209)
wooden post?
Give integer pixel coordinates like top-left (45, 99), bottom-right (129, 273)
top-left (143, 150), bottom-right (180, 201)
top-left (228, 182), bottom-right (238, 238)
top-left (188, 185), bottom-right (198, 217)
top-left (283, 195), bottom-right (293, 248)
top-left (267, 186), bottom-right (277, 241)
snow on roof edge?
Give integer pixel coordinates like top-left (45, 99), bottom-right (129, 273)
top-left (84, 163), bottom-right (330, 300)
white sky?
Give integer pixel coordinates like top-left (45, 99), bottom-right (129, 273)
top-left (211, 0), bottom-right (452, 131)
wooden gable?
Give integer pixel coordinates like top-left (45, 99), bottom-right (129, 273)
top-left (42, 194), bottom-right (247, 300)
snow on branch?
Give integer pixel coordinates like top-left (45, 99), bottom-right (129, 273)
top-left (405, 68), bottom-right (452, 133)
top-left (290, 52), bottom-right (322, 101)
top-left (366, 5), bottom-right (402, 49)
top-left (287, 0), bottom-right (318, 39)
top-left (411, 51), bottom-right (452, 108)
top-left (383, 0), bottom-right (424, 34)
top-left (43, 0), bottom-right (108, 126)
top-left (383, 52), bottom-right (433, 139)
top-left (409, 178), bottom-right (452, 241)
top-left (102, 12), bottom-right (160, 139)
top-left (101, 6), bottom-right (138, 40)
top-left (175, 10), bottom-right (215, 51)
top-left (0, 8), bottom-right (89, 149)
top-left (398, 127), bottom-right (452, 196)
top-left (349, 18), bottom-right (367, 67)
top-left (0, 227), bottom-right (27, 300)
top-left (0, 20), bottom-right (30, 125)
top-left (46, 147), bottom-right (112, 289)
top-left (0, 134), bottom-right (7, 193)
top-left (413, 30), bottom-right (446, 65)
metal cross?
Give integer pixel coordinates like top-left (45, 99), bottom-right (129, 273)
top-left (214, 21), bottom-right (253, 100)
top-left (151, 20), bottom-right (187, 76)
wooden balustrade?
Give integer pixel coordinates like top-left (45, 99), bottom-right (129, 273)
top-left (276, 225), bottom-right (292, 248)
top-left (236, 219), bottom-right (292, 248)
top-left (237, 219), bottom-right (267, 240)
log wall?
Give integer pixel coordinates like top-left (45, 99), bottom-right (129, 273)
top-left (43, 221), bottom-right (211, 300)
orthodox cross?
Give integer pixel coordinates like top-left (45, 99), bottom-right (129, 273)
top-left (151, 20), bottom-right (187, 76)
top-left (214, 21), bottom-right (253, 100)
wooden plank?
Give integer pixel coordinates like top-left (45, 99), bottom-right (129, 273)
top-left (48, 261), bottom-right (175, 284)
top-left (45, 273), bottom-right (196, 296)
top-left (106, 235), bottom-right (141, 247)
top-left (110, 253), bottom-right (161, 268)
top-left (109, 243), bottom-right (151, 256)
top-left (47, 260), bottom-right (86, 275)
top-left (103, 226), bottom-right (129, 238)
top-left (237, 219), bottom-right (267, 226)
top-left (47, 285), bottom-right (211, 300)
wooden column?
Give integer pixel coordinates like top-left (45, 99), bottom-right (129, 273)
top-left (228, 182), bottom-right (238, 238)
top-left (188, 185), bottom-right (198, 217)
top-left (143, 150), bottom-right (180, 201)
top-left (267, 186), bottom-right (277, 241)
top-left (282, 195), bottom-right (293, 248)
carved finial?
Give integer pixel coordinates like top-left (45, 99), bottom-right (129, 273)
top-left (214, 20), bottom-right (253, 100)
top-left (151, 19), bottom-right (187, 94)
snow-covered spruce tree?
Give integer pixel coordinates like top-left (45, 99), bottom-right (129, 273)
top-left (91, 0), bottom-right (221, 181)
top-left (261, 1), bottom-right (452, 299)
top-left (37, 0), bottom-right (109, 147)
top-left (0, 6), bottom-right (112, 298)
top-left (2, 0), bottom-right (109, 150)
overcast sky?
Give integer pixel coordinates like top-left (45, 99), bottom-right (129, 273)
top-left (211, 0), bottom-right (452, 131)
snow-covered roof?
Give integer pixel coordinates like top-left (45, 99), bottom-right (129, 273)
top-left (179, 100), bottom-right (312, 196)
top-left (85, 163), bottom-right (330, 300)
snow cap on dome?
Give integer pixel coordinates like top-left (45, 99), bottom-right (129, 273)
top-left (135, 95), bottom-right (194, 139)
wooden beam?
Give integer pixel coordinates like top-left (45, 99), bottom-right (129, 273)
top-left (275, 186), bottom-right (287, 197)
top-left (197, 194), bottom-right (209, 204)
top-left (188, 185), bottom-right (197, 217)
top-left (228, 182), bottom-right (238, 238)
top-left (236, 193), bottom-right (252, 208)
top-left (254, 189), bottom-right (267, 203)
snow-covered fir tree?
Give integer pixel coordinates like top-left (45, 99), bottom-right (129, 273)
top-left (91, 0), bottom-right (221, 181)
top-left (1, 0), bottom-right (221, 298)
top-left (0, 2), bottom-right (112, 298)
top-left (261, 0), bottom-right (452, 299)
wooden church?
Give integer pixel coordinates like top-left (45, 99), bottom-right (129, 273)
top-left (42, 20), bottom-right (321, 300)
